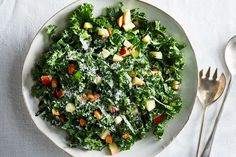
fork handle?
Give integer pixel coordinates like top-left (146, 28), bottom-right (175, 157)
top-left (196, 105), bottom-right (207, 157)
top-left (200, 76), bottom-right (233, 157)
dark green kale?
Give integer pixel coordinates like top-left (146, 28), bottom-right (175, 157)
top-left (31, 2), bottom-right (185, 154)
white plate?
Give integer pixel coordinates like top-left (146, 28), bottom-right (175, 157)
top-left (22, 0), bottom-right (198, 157)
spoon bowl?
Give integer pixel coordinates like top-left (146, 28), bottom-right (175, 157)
top-left (225, 35), bottom-right (236, 76)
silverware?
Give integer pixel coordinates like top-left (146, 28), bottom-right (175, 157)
top-left (196, 67), bottom-right (226, 157)
top-left (201, 35), bottom-right (236, 157)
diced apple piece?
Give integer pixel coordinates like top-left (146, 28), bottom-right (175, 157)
top-left (68, 64), bottom-right (76, 75)
top-left (122, 133), bottom-right (130, 139)
top-left (94, 110), bottom-right (103, 120)
top-left (123, 40), bottom-right (133, 48)
top-left (65, 103), bottom-right (76, 113)
top-left (117, 16), bottom-right (123, 27)
top-left (133, 21), bottom-right (139, 27)
top-left (98, 28), bottom-right (109, 37)
top-left (163, 100), bottom-right (169, 104)
top-left (152, 68), bottom-right (159, 74)
top-left (150, 51), bottom-right (163, 59)
top-left (172, 84), bottom-right (180, 90)
top-left (103, 29), bottom-right (109, 36)
top-left (172, 81), bottom-right (180, 90)
top-left (100, 129), bottom-right (110, 140)
top-left (105, 135), bottom-right (113, 144)
top-left (123, 22), bottom-right (135, 32)
top-left (142, 34), bottom-right (151, 43)
top-left (146, 99), bottom-right (156, 111)
top-left (132, 77), bottom-right (145, 86)
top-left (86, 93), bottom-right (100, 102)
top-left (109, 105), bottom-right (118, 113)
top-left (112, 54), bottom-right (123, 62)
top-left (51, 79), bottom-right (57, 89)
top-left (130, 48), bottom-right (139, 58)
top-left (79, 118), bottom-right (86, 126)
top-left (101, 49), bottom-right (111, 59)
top-left (107, 28), bottom-right (112, 36)
top-left (131, 70), bottom-right (136, 78)
top-left (123, 9), bottom-right (131, 25)
top-left (108, 143), bottom-right (120, 155)
top-left (52, 108), bottom-right (60, 116)
top-left (114, 116), bottom-right (123, 124)
top-left (95, 75), bottom-right (102, 84)
top-left (98, 28), bottom-right (104, 36)
top-left (132, 108), bottom-right (139, 115)
top-left (83, 22), bottom-right (93, 29)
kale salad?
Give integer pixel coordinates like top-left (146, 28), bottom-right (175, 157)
top-left (31, 2), bottom-right (185, 155)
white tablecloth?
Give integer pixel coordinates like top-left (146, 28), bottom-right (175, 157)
top-left (1, 0), bottom-right (236, 156)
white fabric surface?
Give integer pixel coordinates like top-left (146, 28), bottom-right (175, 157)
top-left (0, 0), bottom-right (236, 156)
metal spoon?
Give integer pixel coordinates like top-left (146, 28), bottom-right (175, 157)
top-left (201, 35), bottom-right (236, 157)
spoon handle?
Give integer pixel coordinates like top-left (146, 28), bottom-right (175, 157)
top-left (200, 76), bottom-right (233, 157)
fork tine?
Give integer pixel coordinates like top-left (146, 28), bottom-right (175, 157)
top-left (199, 69), bottom-right (204, 78)
top-left (205, 67), bottom-right (211, 78)
top-left (212, 68), bottom-right (218, 80)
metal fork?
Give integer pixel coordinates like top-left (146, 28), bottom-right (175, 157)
top-left (196, 67), bottom-right (226, 157)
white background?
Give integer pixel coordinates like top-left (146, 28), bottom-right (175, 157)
top-left (0, 0), bottom-right (236, 156)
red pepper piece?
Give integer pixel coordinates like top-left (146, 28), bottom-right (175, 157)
top-left (153, 114), bottom-right (166, 123)
top-left (119, 47), bottom-right (127, 56)
top-left (41, 75), bottom-right (52, 86)
top-left (68, 64), bottom-right (76, 74)
top-left (56, 90), bottom-right (63, 98)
